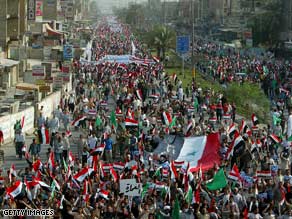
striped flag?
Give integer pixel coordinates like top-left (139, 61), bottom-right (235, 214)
top-left (9, 164), bottom-right (17, 182)
top-left (226, 131), bottom-right (245, 159)
top-left (136, 89), bottom-right (143, 100)
top-left (256, 170), bottom-right (272, 178)
top-left (24, 179), bottom-right (32, 201)
top-left (73, 167), bottom-right (89, 182)
top-left (6, 181), bottom-right (23, 198)
top-left (269, 134), bottom-right (281, 144)
top-left (47, 152), bottom-right (55, 174)
top-left (251, 114), bottom-right (259, 126)
top-left (172, 73), bottom-right (178, 84)
top-left (162, 112), bottom-right (172, 126)
top-left (228, 164), bottom-right (242, 182)
top-left (21, 116), bottom-right (25, 129)
top-left (113, 162), bottom-right (125, 172)
top-left (227, 123), bottom-right (236, 139)
top-left (110, 168), bottom-right (118, 182)
top-left (170, 161), bottom-right (178, 179)
top-left (99, 190), bottom-right (109, 200)
top-left (71, 115), bottom-right (87, 127)
top-left (185, 121), bottom-right (193, 137)
top-left (125, 118), bottom-right (138, 126)
top-left (100, 101), bottom-right (108, 107)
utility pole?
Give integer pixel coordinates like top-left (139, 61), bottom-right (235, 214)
top-left (191, 0), bottom-right (195, 80)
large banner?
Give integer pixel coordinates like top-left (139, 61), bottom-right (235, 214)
top-left (35, 0), bottom-right (43, 22)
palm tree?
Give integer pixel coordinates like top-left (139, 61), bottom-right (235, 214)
top-left (145, 25), bottom-right (176, 61)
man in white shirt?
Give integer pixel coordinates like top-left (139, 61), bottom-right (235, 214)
top-left (287, 110), bottom-right (292, 138)
top-left (49, 115), bottom-right (60, 135)
top-left (88, 134), bottom-right (97, 150)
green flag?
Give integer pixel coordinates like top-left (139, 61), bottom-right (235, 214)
top-left (154, 167), bottom-right (161, 178)
top-left (185, 186), bottom-right (193, 204)
top-left (141, 183), bottom-right (150, 199)
top-left (110, 111), bottom-right (117, 128)
top-left (95, 116), bottom-right (102, 127)
top-left (193, 97), bottom-right (199, 109)
top-left (206, 169), bottom-right (227, 191)
top-left (161, 186), bottom-right (168, 199)
top-left (273, 115), bottom-right (281, 126)
top-left (169, 116), bottom-right (177, 128)
top-left (171, 196), bottom-right (180, 219)
top-left (51, 181), bottom-right (56, 199)
top-left (288, 135), bottom-right (292, 142)
top-left (63, 157), bottom-right (68, 173)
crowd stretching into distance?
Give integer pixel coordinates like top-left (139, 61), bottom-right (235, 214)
top-left (2, 17), bottom-right (292, 219)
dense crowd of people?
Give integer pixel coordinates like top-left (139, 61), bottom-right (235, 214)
top-left (2, 18), bottom-right (292, 219)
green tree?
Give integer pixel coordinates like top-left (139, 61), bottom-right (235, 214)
top-left (248, 0), bottom-right (282, 46)
top-left (143, 25), bottom-right (176, 60)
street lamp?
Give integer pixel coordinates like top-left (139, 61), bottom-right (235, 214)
top-left (191, 0), bottom-right (195, 80)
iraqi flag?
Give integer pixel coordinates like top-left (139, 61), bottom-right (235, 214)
top-left (227, 123), bottom-right (236, 139)
top-left (251, 114), bottom-right (259, 126)
top-left (239, 120), bottom-right (251, 136)
top-left (99, 190), bottom-right (109, 200)
top-left (9, 164), bottom-right (17, 182)
top-left (136, 89), bottom-right (143, 101)
top-left (256, 170), bottom-right (272, 178)
top-left (226, 131), bottom-right (245, 159)
top-left (74, 167), bottom-right (89, 182)
top-left (100, 101), bottom-right (108, 107)
top-left (279, 88), bottom-right (289, 96)
top-left (110, 168), bottom-right (118, 182)
top-left (90, 144), bottom-right (105, 155)
top-left (170, 161), bottom-right (178, 179)
top-left (6, 181), bottom-right (23, 198)
top-left (173, 161), bottom-right (185, 169)
top-left (228, 164), bottom-right (242, 182)
top-left (162, 112), bottom-right (172, 126)
top-left (113, 162), bottom-right (125, 172)
top-left (172, 73), bottom-right (178, 84)
top-left (185, 121), bottom-right (193, 137)
top-left (24, 179), bottom-right (32, 201)
top-left (223, 114), bottom-right (231, 120)
top-left (116, 108), bottom-right (123, 117)
top-left (66, 130), bottom-right (72, 137)
top-left (41, 125), bottom-right (50, 144)
top-left (31, 177), bottom-right (50, 188)
top-left (71, 115), bottom-right (87, 127)
top-left (176, 133), bottom-right (221, 172)
top-left (47, 152), bottom-right (55, 173)
top-left (21, 116), bottom-right (25, 129)
top-left (269, 134), bottom-right (281, 144)
top-left (125, 118), bottom-right (138, 126)
top-left (32, 159), bottom-right (43, 172)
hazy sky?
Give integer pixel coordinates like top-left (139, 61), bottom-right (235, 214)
top-left (97, 0), bottom-right (148, 13)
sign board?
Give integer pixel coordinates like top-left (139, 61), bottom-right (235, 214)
top-left (62, 66), bottom-right (69, 73)
top-left (119, 179), bottom-right (142, 197)
top-left (39, 85), bottom-right (52, 92)
top-left (43, 47), bottom-right (52, 61)
top-left (35, 0), bottom-right (43, 22)
top-left (35, 79), bottom-right (46, 86)
top-left (65, 1), bottom-right (74, 19)
top-left (27, 0), bottom-right (36, 21)
top-left (63, 44), bottom-right (73, 60)
top-left (53, 76), bottom-right (63, 88)
top-left (176, 36), bottom-right (190, 54)
top-left (61, 73), bottom-right (70, 82)
top-left (32, 65), bottom-right (45, 76)
top-left (45, 77), bottom-right (53, 83)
